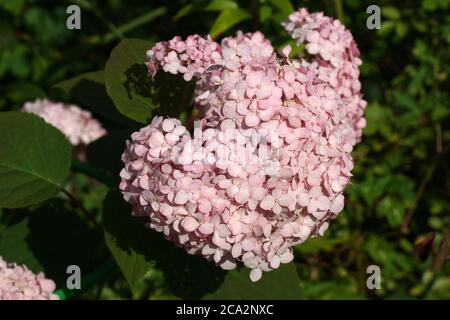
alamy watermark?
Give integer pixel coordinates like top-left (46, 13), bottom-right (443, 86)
top-left (66, 265), bottom-right (81, 290)
top-left (66, 5), bottom-right (81, 30)
top-left (366, 265), bottom-right (381, 290)
top-left (65, 4), bottom-right (382, 31)
top-left (169, 120), bottom-right (283, 177)
top-left (366, 5), bottom-right (381, 30)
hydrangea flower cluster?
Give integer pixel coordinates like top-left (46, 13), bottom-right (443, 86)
top-left (120, 8), bottom-right (366, 281)
top-left (282, 8), bottom-right (367, 141)
top-left (146, 34), bottom-right (222, 81)
top-left (0, 256), bottom-right (59, 300)
top-left (22, 99), bottom-right (107, 146)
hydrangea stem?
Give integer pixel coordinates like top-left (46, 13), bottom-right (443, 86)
top-left (61, 188), bottom-right (101, 230)
top-left (70, 160), bottom-right (115, 187)
top-left (73, 0), bottom-right (124, 40)
top-left (334, 0), bottom-right (345, 24)
top-left (102, 7), bottom-right (166, 43)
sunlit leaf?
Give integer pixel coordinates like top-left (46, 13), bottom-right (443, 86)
top-left (209, 8), bottom-right (250, 38)
top-left (0, 112), bottom-right (71, 208)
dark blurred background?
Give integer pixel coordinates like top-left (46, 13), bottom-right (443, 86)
top-left (0, 0), bottom-right (448, 299)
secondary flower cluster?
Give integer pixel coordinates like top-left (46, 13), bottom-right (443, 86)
top-left (0, 256), bottom-right (59, 300)
top-left (22, 99), bottom-right (107, 146)
top-left (282, 8), bottom-right (366, 142)
top-left (146, 34), bottom-right (222, 81)
top-left (120, 8), bottom-right (366, 281)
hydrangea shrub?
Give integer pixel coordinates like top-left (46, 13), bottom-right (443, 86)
top-left (0, 5), bottom-right (375, 299)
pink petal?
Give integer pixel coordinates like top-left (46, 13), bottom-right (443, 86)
top-left (273, 203), bottom-right (282, 215)
top-left (280, 45), bottom-right (292, 58)
top-left (228, 164), bottom-right (240, 177)
top-left (198, 200), bottom-right (212, 213)
top-left (235, 189), bottom-right (250, 204)
top-left (160, 203), bottom-right (174, 217)
top-left (148, 146), bottom-right (162, 158)
top-left (246, 71), bottom-right (264, 87)
top-left (312, 210), bottom-right (327, 220)
top-left (162, 119), bottom-right (175, 132)
top-left (269, 255), bottom-right (280, 269)
top-left (330, 195), bottom-right (344, 213)
top-left (217, 224), bottom-right (231, 237)
top-left (242, 238), bottom-right (256, 251)
top-left (174, 190), bottom-right (189, 204)
top-left (231, 243), bottom-right (242, 258)
top-left (279, 250), bottom-right (294, 263)
top-left (220, 260), bottom-right (236, 270)
top-left (149, 131), bottom-right (164, 146)
top-left (222, 103), bottom-right (236, 119)
top-left (244, 112), bottom-right (260, 127)
top-left (198, 222), bottom-right (214, 235)
top-left (181, 216), bottom-right (199, 232)
top-left (260, 196), bottom-right (274, 210)
top-left (256, 86), bottom-right (272, 99)
top-left (250, 268), bottom-right (262, 282)
top-left (134, 144), bottom-right (148, 156)
top-left (307, 43), bottom-right (319, 54)
top-left (317, 195), bottom-right (331, 211)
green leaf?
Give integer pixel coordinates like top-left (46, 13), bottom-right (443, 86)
top-left (102, 189), bottom-right (164, 289)
top-left (174, 0), bottom-right (237, 20)
top-left (382, 6), bottom-right (401, 20)
top-left (9, 44), bottom-right (30, 78)
top-left (425, 277), bottom-right (450, 299)
top-left (103, 190), bottom-right (225, 296)
top-left (365, 236), bottom-right (414, 278)
top-left (174, 3), bottom-right (195, 20)
top-left (0, 209), bottom-right (5, 241)
top-left (3, 81), bottom-right (46, 104)
top-left (0, 200), bottom-right (99, 287)
top-left (395, 22), bottom-right (409, 39)
top-left (377, 195), bottom-right (405, 227)
top-left (105, 39), bottom-right (196, 123)
top-left (259, 5), bottom-right (273, 23)
top-left (268, 0), bottom-right (293, 22)
top-left (209, 8), bottom-right (250, 38)
top-left (392, 90), bottom-right (416, 109)
top-left (408, 66), bottom-right (427, 95)
top-left (0, 0), bottom-right (25, 16)
top-left (105, 39), bottom-right (155, 123)
top-left (422, 0), bottom-right (439, 11)
top-left (378, 21), bottom-right (395, 37)
top-left (300, 280), bottom-right (364, 299)
top-left (55, 70), bottom-right (137, 126)
top-left (0, 112), bottom-right (71, 208)
top-left (203, 263), bottom-right (302, 299)
top-left (103, 190), bottom-right (302, 298)
top-left (269, 0), bottom-right (293, 14)
top-left (295, 234), bottom-right (350, 255)
top-left (150, 70), bottom-right (196, 118)
top-left (363, 103), bottom-right (393, 137)
top-left (86, 129), bottom-right (136, 187)
top-left (432, 104), bottom-right (449, 121)
top-left (206, 0), bottom-right (238, 11)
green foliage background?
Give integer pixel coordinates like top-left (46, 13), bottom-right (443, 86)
top-left (0, 0), bottom-right (449, 299)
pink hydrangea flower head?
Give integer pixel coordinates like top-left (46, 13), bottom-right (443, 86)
top-left (21, 99), bottom-right (107, 146)
top-left (0, 256), bottom-right (59, 300)
top-left (126, 8), bottom-right (366, 281)
top-left (146, 34), bottom-right (222, 81)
